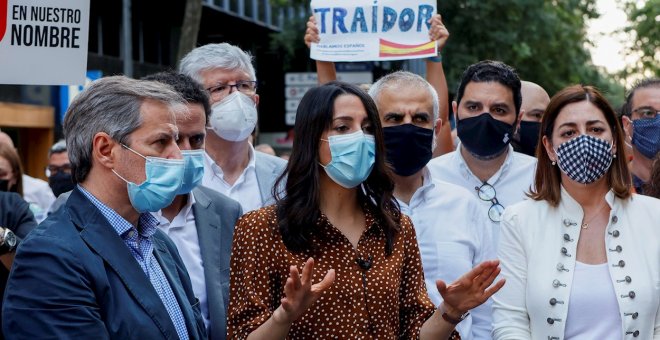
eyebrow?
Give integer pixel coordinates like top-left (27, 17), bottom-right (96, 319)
top-left (413, 112), bottom-right (431, 119)
top-left (491, 102), bottom-right (512, 109)
top-left (633, 106), bottom-right (656, 111)
top-left (557, 119), bottom-right (605, 129)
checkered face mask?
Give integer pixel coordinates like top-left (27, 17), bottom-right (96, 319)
top-left (555, 135), bottom-right (613, 184)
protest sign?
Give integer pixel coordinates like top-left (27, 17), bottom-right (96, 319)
top-left (0, 0), bottom-right (90, 85)
top-left (310, 0), bottom-right (437, 62)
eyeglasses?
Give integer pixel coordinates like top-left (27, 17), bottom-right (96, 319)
top-left (475, 182), bottom-right (505, 222)
top-left (632, 107), bottom-right (659, 119)
top-left (45, 164), bottom-right (72, 177)
top-left (206, 80), bottom-right (257, 100)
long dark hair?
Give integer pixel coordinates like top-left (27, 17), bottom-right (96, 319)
top-left (529, 85), bottom-right (631, 206)
top-left (273, 81), bottom-right (400, 254)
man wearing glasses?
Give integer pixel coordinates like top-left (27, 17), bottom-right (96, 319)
top-left (179, 43), bottom-right (286, 214)
top-left (621, 77), bottom-right (660, 195)
top-left (427, 60), bottom-right (537, 240)
top-left (45, 140), bottom-right (74, 199)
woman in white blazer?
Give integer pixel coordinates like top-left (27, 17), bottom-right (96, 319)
top-left (493, 85), bottom-right (660, 340)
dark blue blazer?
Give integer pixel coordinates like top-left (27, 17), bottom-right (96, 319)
top-left (2, 188), bottom-right (206, 340)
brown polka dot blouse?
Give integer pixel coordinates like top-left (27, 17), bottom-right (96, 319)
top-left (227, 205), bottom-right (461, 339)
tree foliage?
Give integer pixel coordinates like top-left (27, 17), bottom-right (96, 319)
top-left (437, 0), bottom-right (623, 106)
top-left (268, 0), bottom-right (625, 106)
top-left (620, 0), bottom-right (659, 78)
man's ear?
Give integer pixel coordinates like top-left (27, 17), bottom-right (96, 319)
top-left (253, 93), bottom-right (260, 107)
top-left (452, 101), bottom-right (458, 122)
top-left (515, 109), bottom-right (525, 134)
top-left (622, 115), bottom-right (633, 140)
top-left (434, 117), bottom-right (443, 132)
top-left (92, 132), bottom-right (119, 170)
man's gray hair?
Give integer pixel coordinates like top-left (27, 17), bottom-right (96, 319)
top-left (63, 76), bottom-right (187, 184)
top-left (368, 71), bottom-right (439, 122)
top-left (178, 43), bottom-right (256, 84)
top-left (48, 139), bottom-right (67, 158)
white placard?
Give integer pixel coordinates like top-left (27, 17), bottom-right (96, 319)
top-left (0, 0), bottom-right (90, 85)
top-left (310, 0), bottom-right (436, 62)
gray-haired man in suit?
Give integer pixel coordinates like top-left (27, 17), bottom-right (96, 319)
top-left (144, 71), bottom-right (243, 340)
top-left (179, 43), bottom-right (286, 214)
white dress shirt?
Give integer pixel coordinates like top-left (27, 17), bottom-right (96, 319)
top-left (152, 193), bottom-right (210, 330)
top-left (202, 144), bottom-right (262, 213)
top-left (493, 188), bottom-right (660, 340)
top-left (22, 174), bottom-right (55, 223)
top-left (397, 168), bottom-right (496, 340)
top-left (427, 144), bottom-right (537, 241)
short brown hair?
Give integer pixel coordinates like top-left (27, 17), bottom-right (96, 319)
top-left (529, 85), bottom-right (631, 206)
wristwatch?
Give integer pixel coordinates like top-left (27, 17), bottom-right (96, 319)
top-left (0, 227), bottom-right (17, 255)
top-left (439, 303), bottom-right (470, 325)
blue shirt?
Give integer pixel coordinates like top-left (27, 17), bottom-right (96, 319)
top-left (78, 185), bottom-right (189, 340)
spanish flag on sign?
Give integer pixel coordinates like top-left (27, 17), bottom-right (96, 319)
top-left (379, 39), bottom-right (436, 58)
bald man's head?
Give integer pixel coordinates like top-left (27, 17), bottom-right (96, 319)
top-left (520, 81), bottom-right (550, 123)
top-left (514, 81), bottom-right (550, 157)
top-left (0, 131), bottom-right (14, 147)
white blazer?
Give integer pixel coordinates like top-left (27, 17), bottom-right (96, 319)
top-left (493, 187), bottom-right (660, 340)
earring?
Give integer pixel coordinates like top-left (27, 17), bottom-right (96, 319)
top-left (613, 154), bottom-right (617, 159)
top-left (552, 160), bottom-right (556, 166)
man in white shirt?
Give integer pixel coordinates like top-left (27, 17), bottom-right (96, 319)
top-left (179, 43), bottom-right (286, 213)
top-left (369, 71), bottom-right (496, 340)
top-left (427, 60), bottom-right (537, 241)
top-left (144, 71), bottom-right (243, 339)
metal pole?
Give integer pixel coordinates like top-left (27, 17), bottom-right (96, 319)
top-left (122, 0), bottom-right (133, 77)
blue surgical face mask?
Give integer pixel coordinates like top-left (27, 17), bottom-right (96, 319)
top-left (320, 130), bottom-right (375, 189)
top-left (112, 144), bottom-right (185, 213)
top-left (632, 115), bottom-right (660, 160)
top-left (177, 149), bottom-right (205, 194)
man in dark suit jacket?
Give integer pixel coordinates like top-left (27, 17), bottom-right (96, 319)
top-left (144, 71), bottom-right (243, 339)
top-left (3, 76), bottom-right (206, 339)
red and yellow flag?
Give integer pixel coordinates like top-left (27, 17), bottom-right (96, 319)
top-left (379, 39), bottom-right (436, 58)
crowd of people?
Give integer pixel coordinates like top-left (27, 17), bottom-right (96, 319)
top-left (0, 13), bottom-right (658, 340)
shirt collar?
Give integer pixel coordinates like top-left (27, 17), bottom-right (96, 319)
top-left (559, 185), bottom-right (617, 218)
top-left (455, 142), bottom-right (514, 185)
top-left (78, 184), bottom-right (159, 239)
top-left (153, 192), bottom-right (196, 225)
top-left (204, 144), bottom-right (256, 177)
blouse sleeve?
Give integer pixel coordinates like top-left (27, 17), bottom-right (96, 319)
top-left (227, 208), bottom-right (281, 339)
top-left (491, 207), bottom-right (532, 339)
top-left (397, 215), bottom-right (442, 339)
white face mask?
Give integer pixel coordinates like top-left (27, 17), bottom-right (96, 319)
top-left (209, 92), bottom-right (258, 142)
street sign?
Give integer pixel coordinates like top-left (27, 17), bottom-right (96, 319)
top-left (284, 71), bottom-right (373, 126)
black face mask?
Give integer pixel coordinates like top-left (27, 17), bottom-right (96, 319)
top-left (517, 120), bottom-right (541, 157)
top-left (0, 179), bottom-right (8, 192)
top-left (383, 124), bottom-right (433, 176)
top-left (48, 172), bottom-right (75, 197)
top-left (457, 113), bottom-right (514, 159)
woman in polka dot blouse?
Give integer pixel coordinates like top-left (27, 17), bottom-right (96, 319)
top-left (227, 81), bottom-right (505, 339)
